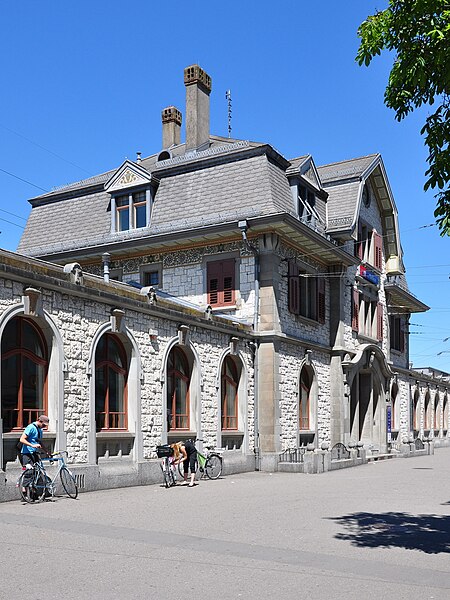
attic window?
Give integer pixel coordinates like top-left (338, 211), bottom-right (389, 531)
top-left (157, 151), bottom-right (171, 161)
top-left (111, 189), bottom-right (151, 233)
top-left (298, 185), bottom-right (318, 223)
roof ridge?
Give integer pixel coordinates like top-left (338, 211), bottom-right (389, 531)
top-left (318, 153), bottom-right (379, 169)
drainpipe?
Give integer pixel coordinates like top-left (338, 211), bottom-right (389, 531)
top-left (102, 253), bottom-right (111, 283)
top-left (238, 220), bottom-right (261, 470)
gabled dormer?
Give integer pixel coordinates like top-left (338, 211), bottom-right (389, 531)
top-left (287, 155), bottom-right (328, 229)
top-left (104, 160), bottom-right (158, 233)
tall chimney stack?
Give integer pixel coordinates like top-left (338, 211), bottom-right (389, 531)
top-left (184, 64), bottom-right (212, 151)
top-left (161, 106), bottom-right (182, 148)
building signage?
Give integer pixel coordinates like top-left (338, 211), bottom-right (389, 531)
top-left (358, 265), bottom-right (380, 286)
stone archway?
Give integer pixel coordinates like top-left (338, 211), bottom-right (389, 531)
top-left (344, 344), bottom-right (393, 452)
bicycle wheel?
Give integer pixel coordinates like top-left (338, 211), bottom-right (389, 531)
top-left (161, 461), bottom-right (171, 488)
top-left (60, 467), bottom-right (78, 499)
top-left (32, 470), bottom-right (47, 502)
top-left (177, 461), bottom-right (185, 479)
top-left (168, 468), bottom-right (176, 487)
top-left (18, 471), bottom-right (34, 503)
top-left (205, 454), bottom-right (222, 479)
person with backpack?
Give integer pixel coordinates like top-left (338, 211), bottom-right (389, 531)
top-left (19, 416), bottom-right (50, 487)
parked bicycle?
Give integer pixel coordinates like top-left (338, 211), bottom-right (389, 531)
top-left (177, 439), bottom-right (223, 480)
top-left (156, 445), bottom-right (177, 488)
top-left (17, 451), bottom-right (78, 503)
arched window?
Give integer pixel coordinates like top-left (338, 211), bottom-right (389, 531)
top-left (434, 393), bottom-right (440, 432)
top-left (413, 390), bottom-right (420, 431)
top-left (167, 346), bottom-right (190, 430)
top-left (299, 368), bottom-right (311, 431)
top-left (1, 316), bottom-right (48, 431)
top-left (391, 383), bottom-right (398, 430)
top-left (221, 356), bottom-right (239, 430)
top-left (443, 395), bottom-right (449, 431)
top-left (95, 334), bottom-right (127, 430)
top-left (424, 391), bottom-right (431, 430)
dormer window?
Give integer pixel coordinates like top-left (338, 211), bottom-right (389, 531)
top-left (114, 190), bottom-right (149, 232)
top-left (104, 160), bottom-right (156, 235)
top-left (298, 185), bottom-right (318, 223)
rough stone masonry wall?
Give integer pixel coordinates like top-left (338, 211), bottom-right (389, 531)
top-left (278, 341), bottom-right (331, 449)
top-left (85, 241), bottom-right (257, 322)
top-left (277, 243), bottom-right (330, 346)
top-left (0, 273), bottom-right (254, 465)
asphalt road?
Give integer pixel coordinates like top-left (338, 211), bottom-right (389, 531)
top-left (0, 450), bottom-right (449, 600)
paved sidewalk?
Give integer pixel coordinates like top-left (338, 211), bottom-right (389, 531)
top-left (0, 449), bottom-right (449, 600)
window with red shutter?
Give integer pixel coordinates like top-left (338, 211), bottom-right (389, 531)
top-left (352, 289), bottom-right (359, 332)
top-left (207, 259), bottom-right (236, 307)
top-left (377, 302), bottom-right (383, 341)
top-left (373, 232), bottom-right (383, 270)
top-left (317, 277), bottom-right (325, 324)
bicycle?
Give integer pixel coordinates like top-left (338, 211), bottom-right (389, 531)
top-left (156, 445), bottom-right (177, 488)
top-left (17, 451), bottom-right (78, 503)
top-left (177, 439), bottom-right (223, 480)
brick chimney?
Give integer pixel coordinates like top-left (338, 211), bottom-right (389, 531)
top-left (184, 64), bottom-right (212, 151)
top-left (161, 106), bottom-right (182, 148)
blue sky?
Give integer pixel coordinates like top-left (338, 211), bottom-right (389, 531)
top-left (0, 1), bottom-right (449, 371)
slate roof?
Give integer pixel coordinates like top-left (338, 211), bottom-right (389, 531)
top-left (317, 155), bottom-right (379, 235)
top-left (318, 154), bottom-right (378, 184)
top-left (17, 137), bottom-right (296, 257)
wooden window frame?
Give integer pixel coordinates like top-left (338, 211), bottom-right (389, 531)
top-left (221, 356), bottom-right (239, 431)
top-left (95, 334), bottom-right (128, 431)
top-left (288, 261), bottom-right (324, 323)
top-left (168, 346), bottom-right (190, 431)
top-left (207, 259), bottom-right (236, 308)
top-left (299, 368), bottom-right (311, 431)
top-left (1, 316), bottom-right (48, 432)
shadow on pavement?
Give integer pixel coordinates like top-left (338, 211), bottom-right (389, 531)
top-left (329, 511), bottom-right (450, 554)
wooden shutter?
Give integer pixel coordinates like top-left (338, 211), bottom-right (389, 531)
top-left (373, 232), bottom-right (383, 270)
top-left (317, 276), bottom-right (325, 323)
top-left (377, 301), bottom-right (384, 341)
top-left (207, 260), bottom-right (235, 307)
top-left (207, 261), bottom-right (220, 305)
top-left (222, 259), bottom-right (235, 305)
top-left (288, 261), bottom-right (300, 314)
top-left (352, 289), bottom-right (359, 332)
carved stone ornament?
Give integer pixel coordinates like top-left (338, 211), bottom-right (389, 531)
top-left (230, 336), bottom-right (239, 355)
top-left (118, 170), bottom-right (138, 186)
top-left (178, 325), bottom-right (190, 346)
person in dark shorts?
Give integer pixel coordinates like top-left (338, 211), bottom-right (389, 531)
top-left (172, 439), bottom-right (197, 487)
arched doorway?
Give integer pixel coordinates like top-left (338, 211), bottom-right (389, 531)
top-left (345, 345), bottom-right (392, 451)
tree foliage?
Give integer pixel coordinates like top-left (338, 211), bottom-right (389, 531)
top-left (357, 1), bottom-right (450, 235)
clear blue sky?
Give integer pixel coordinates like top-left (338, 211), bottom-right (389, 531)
top-left (0, 1), bottom-right (448, 371)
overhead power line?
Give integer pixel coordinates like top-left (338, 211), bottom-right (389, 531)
top-left (0, 166), bottom-right (48, 193)
top-left (0, 124), bottom-right (93, 176)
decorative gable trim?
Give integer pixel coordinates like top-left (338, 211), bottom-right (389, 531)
top-left (104, 160), bottom-right (153, 193)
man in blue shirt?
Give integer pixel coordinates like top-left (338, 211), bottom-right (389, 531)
top-left (20, 415), bottom-right (49, 467)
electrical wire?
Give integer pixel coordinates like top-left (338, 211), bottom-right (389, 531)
top-left (0, 124), bottom-right (93, 176)
top-left (0, 166), bottom-right (48, 193)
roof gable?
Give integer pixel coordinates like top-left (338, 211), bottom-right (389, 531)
top-left (104, 160), bottom-right (152, 193)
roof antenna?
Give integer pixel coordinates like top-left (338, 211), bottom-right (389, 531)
top-left (225, 89), bottom-right (232, 138)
